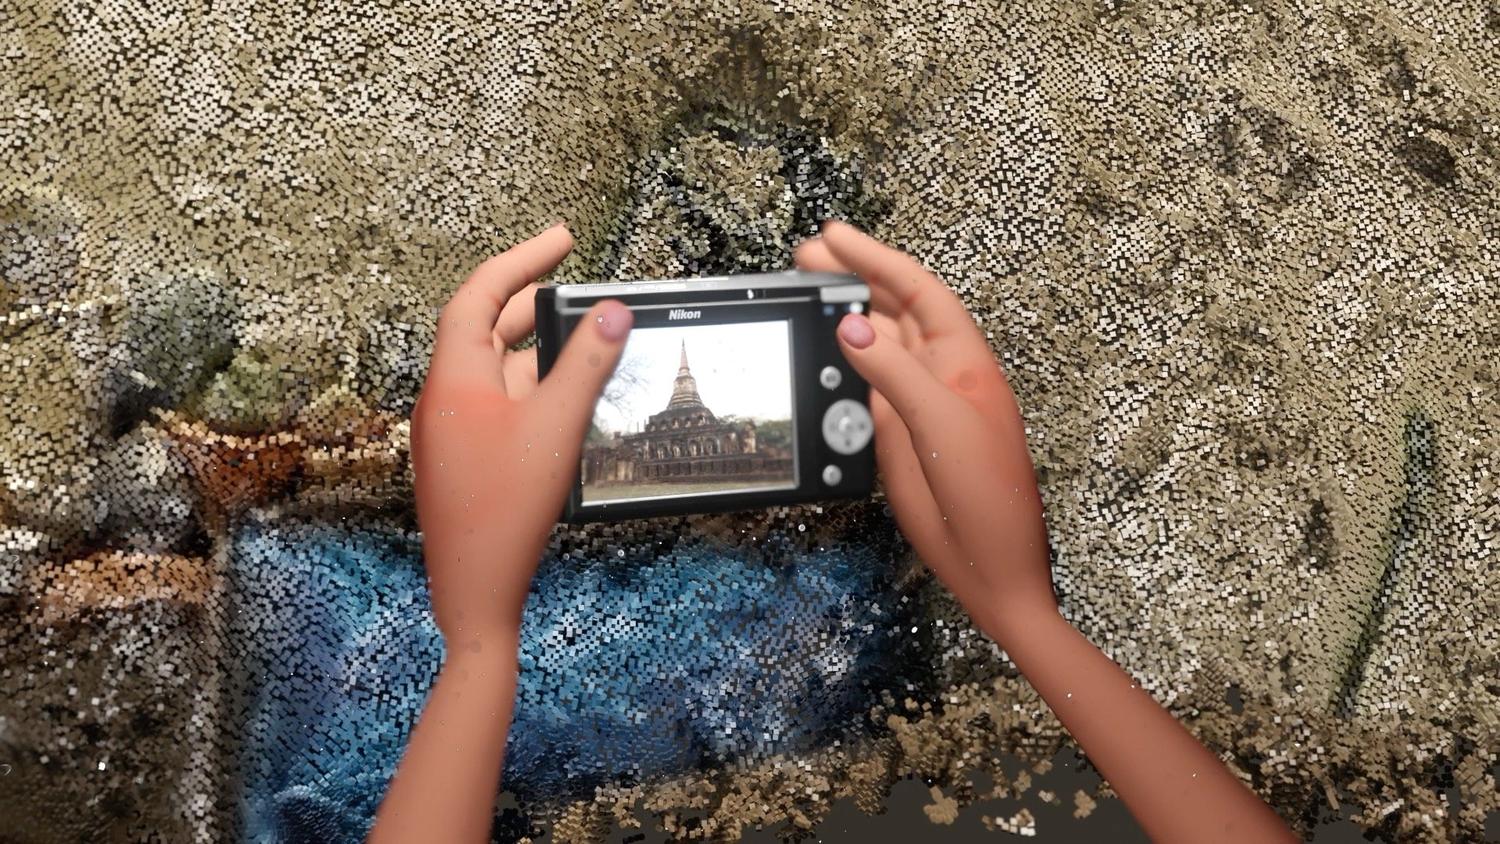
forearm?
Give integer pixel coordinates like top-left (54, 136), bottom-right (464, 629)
top-left (981, 605), bottom-right (1295, 844)
top-left (367, 630), bottom-right (520, 844)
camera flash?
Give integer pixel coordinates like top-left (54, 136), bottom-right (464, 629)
top-left (849, 302), bottom-right (865, 314)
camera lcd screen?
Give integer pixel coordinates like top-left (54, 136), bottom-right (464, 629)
top-left (580, 319), bottom-right (796, 506)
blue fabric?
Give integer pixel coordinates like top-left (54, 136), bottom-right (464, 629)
top-left (225, 517), bottom-right (919, 842)
top-left (225, 521), bottom-right (438, 843)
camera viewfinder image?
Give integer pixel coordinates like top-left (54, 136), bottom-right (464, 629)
top-left (582, 320), bottom-right (796, 505)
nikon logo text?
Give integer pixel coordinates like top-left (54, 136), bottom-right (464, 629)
top-left (668, 309), bottom-right (702, 320)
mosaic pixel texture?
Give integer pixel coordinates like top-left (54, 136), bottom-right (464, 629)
top-left (2, 0), bottom-right (1497, 841)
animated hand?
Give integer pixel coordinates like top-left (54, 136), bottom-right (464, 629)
top-left (410, 223), bottom-right (632, 647)
top-left (794, 221), bottom-right (1055, 631)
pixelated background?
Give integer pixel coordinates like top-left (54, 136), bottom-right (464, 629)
top-left (2, 0), bottom-right (1497, 841)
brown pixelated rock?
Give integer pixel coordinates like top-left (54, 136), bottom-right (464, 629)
top-left (922, 786), bottom-right (959, 825)
top-left (292, 399), bottom-right (413, 516)
top-left (158, 410), bottom-right (305, 527)
top-left (1072, 789), bottom-right (1096, 819)
top-left (0, 551), bottom-right (221, 842)
top-left (25, 550), bottom-right (215, 626)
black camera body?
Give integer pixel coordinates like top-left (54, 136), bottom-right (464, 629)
top-left (536, 270), bottom-right (875, 523)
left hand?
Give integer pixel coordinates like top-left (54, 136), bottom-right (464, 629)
top-left (410, 222), bottom-right (632, 648)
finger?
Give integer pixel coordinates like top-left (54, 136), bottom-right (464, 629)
top-left (532, 299), bottom-right (634, 452)
top-left (502, 347), bottom-right (539, 399)
top-left (428, 223), bottom-right (572, 390)
top-left (792, 237), bottom-right (847, 273)
top-left (868, 387), bottom-right (959, 567)
top-left (789, 279), bottom-right (949, 556)
top-left (871, 307), bottom-right (923, 353)
top-left (818, 220), bottom-right (978, 346)
top-left (869, 310), bottom-right (901, 343)
top-left (794, 237), bottom-right (905, 316)
top-left (837, 312), bottom-right (1002, 530)
top-left (835, 313), bottom-right (968, 440)
top-left (493, 282), bottom-right (539, 350)
top-left (798, 237), bottom-right (924, 351)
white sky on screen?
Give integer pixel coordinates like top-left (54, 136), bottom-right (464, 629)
top-left (592, 320), bottom-right (793, 434)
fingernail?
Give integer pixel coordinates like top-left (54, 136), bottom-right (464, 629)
top-left (594, 300), bottom-right (633, 342)
top-left (538, 219), bottom-right (568, 237)
top-left (838, 313), bottom-right (875, 349)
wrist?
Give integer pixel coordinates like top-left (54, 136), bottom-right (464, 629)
top-left (973, 597), bottom-right (1069, 653)
top-left (443, 623), bottom-right (522, 667)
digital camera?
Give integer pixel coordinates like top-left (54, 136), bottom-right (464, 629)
top-left (536, 270), bottom-right (876, 522)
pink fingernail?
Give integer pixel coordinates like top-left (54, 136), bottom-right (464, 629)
top-left (594, 300), bottom-right (633, 342)
top-left (838, 313), bottom-right (875, 349)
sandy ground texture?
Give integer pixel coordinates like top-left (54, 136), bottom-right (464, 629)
top-left (2, 0), bottom-right (1498, 841)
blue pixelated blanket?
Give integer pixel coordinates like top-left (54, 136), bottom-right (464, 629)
top-left (226, 517), bottom-right (921, 841)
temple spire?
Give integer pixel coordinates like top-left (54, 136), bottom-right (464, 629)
top-left (667, 338), bottom-right (705, 409)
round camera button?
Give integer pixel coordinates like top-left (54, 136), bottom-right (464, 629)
top-left (821, 464), bottom-right (843, 486)
top-left (821, 399), bottom-right (874, 455)
top-left (819, 365), bottom-right (843, 390)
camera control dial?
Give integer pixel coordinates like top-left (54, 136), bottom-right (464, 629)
top-left (821, 399), bottom-right (873, 455)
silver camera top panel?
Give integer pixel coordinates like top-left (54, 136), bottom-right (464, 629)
top-left (549, 270), bottom-right (868, 304)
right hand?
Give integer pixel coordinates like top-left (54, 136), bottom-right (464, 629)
top-left (794, 220), bottom-right (1057, 634)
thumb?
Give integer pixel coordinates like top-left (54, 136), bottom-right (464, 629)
top-left (533, 299), bottom-right (633, 450)
top-left (834, 313), bottom-right (961, 438)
